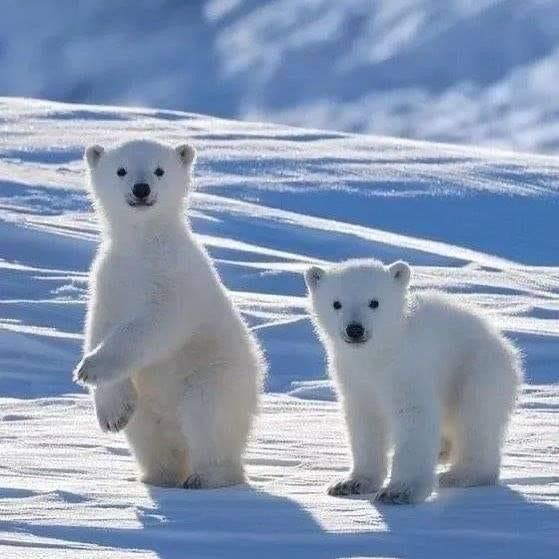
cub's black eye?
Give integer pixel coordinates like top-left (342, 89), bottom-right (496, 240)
top-left (154, 167), bottom-right (165, 177)
top-left (333, 301), bottom-right (342, 310)
top-left (369, 299), bottom-right (379, 309)
top-left (117, 167), bottom-right (127, 177)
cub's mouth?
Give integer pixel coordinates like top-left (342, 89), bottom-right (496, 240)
top-left (343, 335), bottom-right (369, 345)
top-left (126, 195), bottom-right (157, 208)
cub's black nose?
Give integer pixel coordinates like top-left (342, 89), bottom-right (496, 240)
top-left (132, 182), bottom-right (151, 199)
top-left (346, 322), bottom-right (365, 340)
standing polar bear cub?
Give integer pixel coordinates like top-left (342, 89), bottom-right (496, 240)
top-left (306, 259), bottom-right (521, 504)
top-left (74, 139), bottom-right (264, 489)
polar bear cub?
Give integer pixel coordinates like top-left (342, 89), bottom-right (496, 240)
top-left (306, 259), bottom-right (521, 504)
top-left (74, 139), bottom-right (264, 489)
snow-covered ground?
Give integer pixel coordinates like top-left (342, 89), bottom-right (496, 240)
top-left (3, 1), bottom-right (559, 153)
top-left (0, 97), bottom-right (558, 557)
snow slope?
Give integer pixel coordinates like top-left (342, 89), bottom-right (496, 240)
top-left (3, 1), bottom-right (559, 153)
top-left (0, 97), bottom-right (558, 557)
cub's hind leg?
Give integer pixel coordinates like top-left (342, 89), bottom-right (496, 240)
top-left (124, 402), bottom-right (189, 487)
top-left (180, 367), bottom-right (256, 489)
top-left (439, 351), bottom-right (519, 488)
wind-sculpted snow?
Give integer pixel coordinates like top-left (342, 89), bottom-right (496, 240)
top-left (3, 1), bottom-right (559, 152)
top-left (0, 98), bottom-right (557, 557)
top-left (1, 97), bottom-right (558, 393)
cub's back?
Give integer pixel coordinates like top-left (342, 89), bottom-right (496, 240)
top-left (406, 291), bottom-right (503, 373)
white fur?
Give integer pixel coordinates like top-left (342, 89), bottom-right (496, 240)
top-left (306, 259), bottom-right (522, 504)
top-left (75, 139), bottom-right (265, 488)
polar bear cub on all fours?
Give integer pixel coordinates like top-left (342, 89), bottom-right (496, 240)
top-left (74, 139), bottom-right (264, 489)
top-left (306, 259), bottom-right (522, 504)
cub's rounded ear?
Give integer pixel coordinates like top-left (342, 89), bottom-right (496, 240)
top-left (85, 145), bottom-right (104, 168)
top-left (305, 266), bottom-right (325, 291)
top-left (176, 144), bottom-right (197, 167)
top-left (388, 260), bottom-right (411, 287)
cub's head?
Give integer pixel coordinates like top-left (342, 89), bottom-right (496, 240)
top-left (305, 259), bottom-right (411, 349)
top-left (85, 140), bottom-right (196, 224)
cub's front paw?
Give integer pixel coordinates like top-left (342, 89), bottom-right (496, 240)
top-left (95, 381), bottom-right (137, 433)
top-left (73, 351), bottom-right (116, 385)
top-left (328, 476), bottom-right (380, 497)
top-left (376, 479), bottom-right (433, 505)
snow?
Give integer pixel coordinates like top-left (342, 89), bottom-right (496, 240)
top-left (0, 97), bottom-right (558, 557)
top-left (3, 1), bottom-right (559, 153)
top-left (1, 389), bottom-right (558, 558)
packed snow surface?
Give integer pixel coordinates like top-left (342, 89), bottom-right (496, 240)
top-left (0, 97), bottom-right (558, 557)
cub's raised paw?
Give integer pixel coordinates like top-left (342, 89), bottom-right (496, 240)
top-left (97, 399), bottom-right (135, 432)
top-left (73, 355), bottom-right (92, 385)
top-left (73, 351), bottom-right (110, 385)
top-left (328, 477), bottom-right (379, 497)
top-left (376, 480), bottom-right (433, 505)
top-left (95, 381), bottom-right (137, 433)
